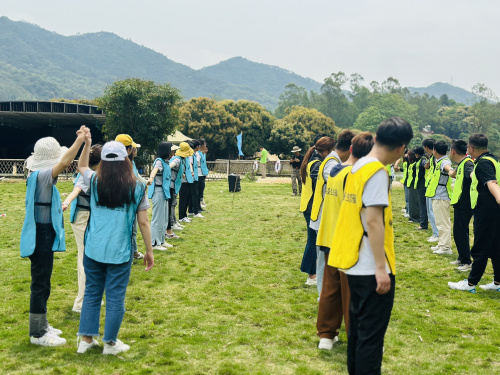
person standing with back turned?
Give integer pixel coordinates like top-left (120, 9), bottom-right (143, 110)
top-left (329, 117), bottom-right (413, 374)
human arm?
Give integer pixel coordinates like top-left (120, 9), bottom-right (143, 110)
top-left (137, 209), bottom-right (154, 271)
top-left (148, 167), bottom-right (159, 186)
top-left (448, 168), bottom-right (457, 178)
top-left (487, 181), bottom-right (500, 205)
top-left (52, 125), bottom-right (88, 178)
top-left (365, 205), bottom-right (391, 294)
top-left (77, 129), bottom-right (92, 175)
top-left (62, 187), bottom-right (82, 211)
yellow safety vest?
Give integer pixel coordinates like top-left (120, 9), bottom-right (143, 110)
top-left (450, 156), bottom-right (472, 206)
top-left (310, 155), bottom-right (341, 221)
top-left (413, 156), bottom-right (427, 189)
top-left (424, 155), bottom-right (435, 187)
top-left (329, 161), bottom-right (395, 274)
top-left (470, 155), bottom-right (500, 209)
top-left (425, 157), bottom-right (452, 198)
top-left (399, 161), bottom-right (408, 184)
top-left (317, 165), bottom-right (352, 249)
top-left (300, 159), bottom-right (321, 212)
top-left (406, 162), bottom-right (415, 188)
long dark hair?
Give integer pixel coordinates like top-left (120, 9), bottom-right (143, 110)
top-left (89, 144), bottom-right (103, 170)
top-left (300, 136), bottom-right (336, 184)
top-left (95, 159), bottom-right (137, 208)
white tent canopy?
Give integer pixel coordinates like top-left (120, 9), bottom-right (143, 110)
top-left (167, 130), bottom-right (193, 144)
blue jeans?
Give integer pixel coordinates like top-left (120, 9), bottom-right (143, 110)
top-left (426, 197), bottom-right (439, 237)
top-left (78, 252), bottom-right (133, 343)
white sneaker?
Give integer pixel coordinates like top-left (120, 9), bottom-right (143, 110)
top-left (47, 325), bottom-right (62, 336)
top-left (188, 213), bottom-right (194, 217)
top-left (479, 282), bottom-right (500, 291)
top-left (172, 223), bottom-right (184, 231)
top-left (403, 213), bottom-right (409, 218)
top-left (456, 264), bottom-right (472, 272)
top-left (427, 236), bottom-right (439, 242)
top-left (318, 336), bottom-right (339, 350)
top-left (431, 246), bottom-right (440, 251)
top-left (401, 209), bottom-right (407, 213)
top-left (161, 242), bottom-right (173, 248)
top-left (103, 339), bottom-right (130, 355)
top-left (180, 217), bottom-right (192, 223)
top-left (448, 279), bottom-right (476, 293)
top-left (434, 248), bottom-right (452, 255)
top-left (72, 307), bottom-right (82, 313)
top-left (31, 332), bottom-right (67, 347)
top-left (77, 338), bottom-right (99, 353)
top-left (201, 203), bottom-right (207, 208)
top-left (305, 277), bottom-right (317, 286)
top-left (153, 245), bottom-right (167, 251)
top-left (450, 260), bottom-right (461, 265)
top-left (194, 213), bottom-right (204, 218)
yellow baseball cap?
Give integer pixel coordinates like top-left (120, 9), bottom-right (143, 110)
top-left (115, 134), bottom-right (137, 148)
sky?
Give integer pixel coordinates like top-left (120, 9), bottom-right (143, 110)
top-left (2, 0), bottom-right (500, 95)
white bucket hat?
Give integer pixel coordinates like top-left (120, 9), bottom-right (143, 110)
top-left (25, 137), bottom-right (68, 172)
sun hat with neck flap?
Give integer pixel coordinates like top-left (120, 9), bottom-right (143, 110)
top-left (25, 137), bottom-right (69, 172)
top-left (176, 142), bottom-right (192, 158)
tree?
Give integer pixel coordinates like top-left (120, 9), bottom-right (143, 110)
top-left (320, 72), bottom-right (354, 128)
top-left (274, 83), bottom-right (311, 118)
top-left (97, 78), bottom-right (181, 164)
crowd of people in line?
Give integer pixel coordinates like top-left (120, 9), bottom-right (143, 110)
top-left (297, 119), bottom-right (500, 374)
top-left (21, 126), bottom-right (209, 354)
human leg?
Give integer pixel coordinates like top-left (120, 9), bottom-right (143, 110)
top-left (301, 212), bottom-right (317, 276)
top-left (417, 187), bottom-right (428, 229)
top-left (150, 189), bottom-right (167, 246)
top-left (178, 183), bottom-right (189, 220)
top-left (404, 185), bottom-right (409, 214)
top-left (453, 208), bottom-right (472, 265)
top-left (468, 218), bottom-right (498, 285)
top-left (71, 210), bottom-right (90, 312)
top-left (316, 246), bottom-right (325, 295)
top-left (291, 169), bottom-right (298, 195)
top-left (433, 199), bottom-right (451, 250)
top-left (426, 197), bottom-right (439, 238)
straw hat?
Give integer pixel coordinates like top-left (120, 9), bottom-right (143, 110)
top-left (25, 137), bottom-right (68, 171)
top-left (291, 146), bottom-right (302, 153)
top-left (175, 142), bottom-right (192, 158)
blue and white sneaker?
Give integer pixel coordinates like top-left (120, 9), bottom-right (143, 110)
top-left (479, 282), bottom-right (500, 291)
top-left (448, 279), bottom-right (476, 293)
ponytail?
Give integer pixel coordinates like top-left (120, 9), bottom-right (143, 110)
top-left (300, 146), bottom-right (316, 184)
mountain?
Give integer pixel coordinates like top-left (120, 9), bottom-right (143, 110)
top-left (0, 17), bottom-right (321, 109)
top-left (408, 82), bottom-right (476, 105)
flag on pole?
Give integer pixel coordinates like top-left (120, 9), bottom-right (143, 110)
top-left (237, 133), bottom-right (244, 156)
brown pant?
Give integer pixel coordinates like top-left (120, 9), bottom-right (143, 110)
top-left (317, 252), bottom-right (350, 339)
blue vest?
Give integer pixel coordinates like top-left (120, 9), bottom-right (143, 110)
top-left (192, 155), bottom-right (199, 181)
top-left (85, 174), bottom-right (146, 264)
top-left (148, 158), bottom-right (171, 200)
top-left (170, 156), bottom-right (184, 194)
top-left (132, 161), bottom-right (139, 177)
top-left (20, 170), bottom-right (66, 257)
top-left (70, 173), bottom-right (90, 223)
top-left (199, 151), bottom-right (209, 176)
top-left (184, 157), bottom-right (194, 183)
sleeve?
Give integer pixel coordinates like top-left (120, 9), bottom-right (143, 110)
top-left (476, 160), bottom-right (497, 186)
top-left (154, 159), bottom-right (163, 171)
top-left (75, 174), bottom-right (89, 193)
top-left (310, 160), bottom-right (320, 191)
top-left (362, 169), bottom-right (390, 207)
top-left (137, 189), bottom-right (150, 211)
top-left (421, 158), bottom-right (428, 168)
top-left (82, 169), bottom-right (96, 187)
top-left (37, 168), bottom-right (57, 187)
top-left (323, 159), bottom-right (338, 181)
top-left (463, 160), bottom-right (475, 181)
top-left (169, 158), bottom-right (180, 169)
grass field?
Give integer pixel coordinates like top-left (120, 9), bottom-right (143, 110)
top-left (0, 179), bottom-right (499, 374)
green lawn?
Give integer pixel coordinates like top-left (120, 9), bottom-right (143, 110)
top-left (0, 179), bottom-right (498, 374)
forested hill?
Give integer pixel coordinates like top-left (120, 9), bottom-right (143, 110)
top-left (0, 16), bottom-right (475, 109)
top-left (0, 17), bottom-right (320, 108)
top-left (408, 82), bottom-right (476, 105)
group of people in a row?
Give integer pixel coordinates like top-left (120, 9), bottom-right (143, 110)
top-left (397, 135), bottom-right (500, 292)
top-left (296, 118), bottom-right (500, 374)
top-left (21, 126), bottom-right (210, 355)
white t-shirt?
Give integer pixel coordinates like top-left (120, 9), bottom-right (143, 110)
top-left (432, 155), bottom-right (451, 201)
top-left (342, 157), bottom-right (391, 275)
top-left (310, 150), bottom-right (340, 231)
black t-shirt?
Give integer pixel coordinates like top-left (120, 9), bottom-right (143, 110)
top-left (291, 154), bottom-right (304, 169)
top-left (454, 158), bottom-right (474, 209)
top-left (473, 153), bottom-right (500, 218)
top-left (416, 156), bottom-right (428, 189)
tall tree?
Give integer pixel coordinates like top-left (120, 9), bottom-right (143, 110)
top-left (274, 83), bottom-right (311, 118)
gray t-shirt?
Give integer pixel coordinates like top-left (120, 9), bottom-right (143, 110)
top-left (75, 174), bottom-right (90, 208)
top-left (196, 152), bottom-right (202, 175)
top-left (154, 159), bottom-right (164, 186)
top-left (33, 168), bottom-right (57, 224)
top-left (83, 170), bottom-right (149, 211)
top-left (170, 157), bottom-right (181, 188)
top-left (433, 156), bottom-right (451, 201)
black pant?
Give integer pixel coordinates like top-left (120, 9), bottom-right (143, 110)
top-left (347, 274), bottom-right (395, 375)
top-left (29, 223), bottom-right (55, 337)
top-left (198, 176), bottom-right (206, 200)
top-left (453, 207), bottom-right (473, 265)
top-left (417, 187), bottom-right (428, 229)
top-left (188, 181), bottom-right (199, 215)
top-left (167, 188), bottom-right (175, 230)
top-left (408, 187), bottom-right (420, 222)
top-left (468, 215), bottom-right (500, 285)
top-left (178, 183), bottom-right (190, 220)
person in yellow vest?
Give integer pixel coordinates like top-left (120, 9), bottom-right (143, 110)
top-left (447, 140), bottom-right (474, 272)
top-left (316, 132), bottom-right (373, 351)
top-left (426, 140), bottom-right (453, 254)
top-left (330, 117), bottom-right (413, 374)
top-left (413, 146), bottom-right (429, 230)
top-left (449, 134), bottom-right (500, 292)
top-left (299, 135), bottom-right (334, 285)
top-left (310, 130), bottom-right (355, 296)
top-left (423, 138), bottom-right (439, 242)
top-left (406, 150), bottom-right (420, 223)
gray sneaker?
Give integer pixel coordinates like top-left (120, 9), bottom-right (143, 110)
top-left (456, 264), bottom-right (472, 272)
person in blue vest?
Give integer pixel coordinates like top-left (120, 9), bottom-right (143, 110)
top-left (177, 142), bottom-right (194, 223)
top-left (76, 136), bottom-right (154, 355)
top-left (197, 139), bottom-right (209, 211)
top-left (169, 144), bottom-right (185, 231)
top-left (115, 134), bottom-right (145, 260)
top-left (147, 142), bottom-right (173, 250)
top-left (21, 126), bottom-right (89, 347)
top-left (61, 144), bottom-right (103, 313)
top-left (187, 140), bottom-right (203, 218)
